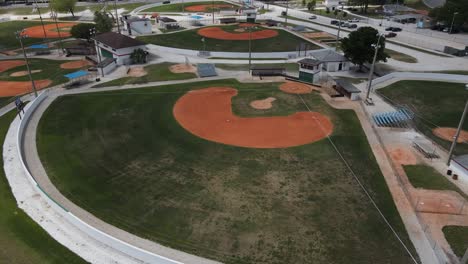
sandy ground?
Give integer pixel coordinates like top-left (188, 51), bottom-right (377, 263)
top-left (389, 146), bottom-right (418, 165)
top-left (127, 67), bottom-right (147, 77)
top-left (10, 70), bottom-right (42, 77)
top-left (279, 81), bottom-right (314, 94)
top-left (173, 87), bottom-right (333, 148)
top-left (250, 97), bottom-right (276, 110)
top-left (433, 127), bottom-right (468, 143)
top-left (169, 64), bottom-right (197, 74)
top-left (0, 80), bottom-right (52, 97)
top-left (0, 60), bottom-right (25, 72)
top-left (60, 60), bottom-right (93, 69)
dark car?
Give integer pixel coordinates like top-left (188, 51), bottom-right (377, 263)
top-left (391, 27), bottom-right (402, 32)
top-left (385, 27), bottom-right (394, 31)
top-left (162, 1), bottom-right (171, 4)
top-left (385, 32), bottom-right (397, 38)
top-left (348, 24), bottom-right (358, 29)
top-left (331, 20), bottom-right (339, 25)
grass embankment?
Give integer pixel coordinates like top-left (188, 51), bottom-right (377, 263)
top-left (379, 81), bottom-right (468, 155)
top-left (386, 49), bottom-right (418, 63)
top-left (0, 110), bottom-right (86, 263)
top-left (142, 1), bottom-right (238, 12)
top-left (93, 62), bottom-right (197, 88)
top-left (137, 25), bottom-right (320, 52)
top-left (403, 165), bottom-right (468, 200)
top-left (38, 79), bottom-right (417, 263)
top-left (443, 226), bottom-right (468, 258)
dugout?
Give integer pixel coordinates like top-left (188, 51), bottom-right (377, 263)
top-left (219, 17), bottom-right (236, 24)
top-left (333, 79), bottom-right (361, 101)
top-left (251, 66), bottom-right (285, 76)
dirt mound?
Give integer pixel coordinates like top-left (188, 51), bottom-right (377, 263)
top-left (433, 127), bottom-right (468, 143)
top-left (233, 28), bottom-right (245, 32)
top-left (0, 80), bottom-right (52, 97)
top-left (250, 97), bottom-right (276, 110)
top-left (169, 64), bottom-right (197, 74)
top-left (197, 27), bottom-right (278, 40)
top-left (389, 147), bottom-right (417, 165)
top-left (173, 87), bottom-right (333, 148)
top-left (280, 81), bottom-right (314, 94)
top-left (127, 67), bottom-right (147, 77)
top-left (302, 32), bottom-right (335, 39)
top-left (185, 4), bottom-right (234, 12)
top-left (239, 23), bottom-right (258, 27)
top-left (0, 60), bottom-right (25, 72)
top-left (10, 70), bottom-right (42, 77)
top-left (60, 60), bottom-right (92, 69)
top-left (21, 23), bottom-right (77, 38)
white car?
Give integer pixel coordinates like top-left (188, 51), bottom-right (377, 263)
top-left (348, 18), bottom-right (360, 23)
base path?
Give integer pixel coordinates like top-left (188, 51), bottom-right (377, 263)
top-left (0, 80), bottom-right (52, 97)
top-left (0, 60), bottom-right (25, 72)
top-left (197, 27), bottom-right (278, 40)
top-left (10, 70), bottom-right (42, 77)
top-left (60, 60), bottom-right (93, 69)
top-left (173, 87), bottom-right (333, 148)
top-left (21, 23), bottom-right (76, 38)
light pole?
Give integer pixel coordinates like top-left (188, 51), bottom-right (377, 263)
top-left (449, 12), bottom-right (459, 34)
top-left (212, 0), bottom-right (215, 24)
top-left (33, 0), bottom-right (47, 39)
top-left (90, 28), bottom-right (104, 77)
top-left (447, 84), bottom-right (468, 166)
top-left (248, 26), bottom-right (253, 73)
top-left (113, 0), bottom-right (121, 34)
top-left (52, 11), bottom-right (64, 55)
top-left (15, 30), bottom-right (38, 98)
top-left (335, 1), bottom-right (346, 50)
top-left (284, 0), bottom-right (289, 26)
top-left (364, 33), bottom-right (384, 103)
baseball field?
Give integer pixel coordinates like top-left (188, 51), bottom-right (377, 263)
top-left (37, 79), bottom-right (417, 263)
top-left (142, 1), bottom-right (239, 13)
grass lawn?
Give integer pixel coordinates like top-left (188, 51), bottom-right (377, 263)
top-left (137, 25), bottom-right (320, 52)
top-left (38, 79), bottom-right (417, 263)
top-left (403, 165), bottom-right (468, 200)
top-left (0, 21), bottom-right (60, 51)
top-left (0, 110), bottom-right (86, 264)
top-left (93, 62), bottom-right (197, 88)
top-left (386, 49), bottom-right (418, 63)
top-left (443, 226), bottom-right (468, 258)
top-left (430, 71), bottom-right (468, 75)
top-left (378, 80), bottom-right (468, 155)
top-left (141, 1), bottom-right (238, 12)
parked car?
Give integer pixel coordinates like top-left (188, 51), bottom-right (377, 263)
top-left (385, 32), bottom-right (397, 38)
top-left (162, 0), bottom-right (171, 4)
top-left (385, 27), bottom-right (394, 31)
top-left (309, 15), bottom-right (317, 20)
top-left (348, 24), bottom-right (358, 29)
top-left (348, 18), bottom-right (359, 23)
top-left (331, 20), bottom-right (339, 25)
top-left (344, 22), bottom-right (350, 27)
top-left (442, 27), bottom-right (449, 32)
top-left (391, 27), bottom-right (402, 32)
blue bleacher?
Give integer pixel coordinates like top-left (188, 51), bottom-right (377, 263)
top-left (372, 108), bottom-right (414, 127)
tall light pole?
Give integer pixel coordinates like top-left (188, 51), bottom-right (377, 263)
top-left (90, 28), bottom-right (104, 77)
top-left (15, 30), bottom-right (38, 98)
top-left (248, 26), bottom-right (253, 73)
top-left (33, 0), bottom-right (47, 39)
top-left (212, 0), bottom-right (215, 24)
top-left (335, 1), bottom-right (345, 50)
top-left (447, 84), bottom-right (468, 166)
top-left (365, 33), bottom-right (384, 103)
top-left (113, 0), bottom-right (121, 34)
top-left (52, 10), bottom-right (64, 55)
top-left (449, 12), bottom-right (459, 34)
top-left (284, 0), bottom-right (289, 26)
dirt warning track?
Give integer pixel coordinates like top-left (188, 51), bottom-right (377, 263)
top-left (173, 87), bottom-right (333, 148)
top-left (197, 27), bottom-right (278, 40)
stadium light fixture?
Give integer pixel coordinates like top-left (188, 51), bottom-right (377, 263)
top-left (14, 30), bottom-right (38, 98)
top-left (447, 84), bottom-right (468, 166)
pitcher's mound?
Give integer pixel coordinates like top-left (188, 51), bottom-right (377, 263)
top-left (169, 64), bottom-right (197, 74)
top-left (250, 97), bottom-right (276, 110)
top-left (280, 81), bottom-right (313, 94)
top-left (128, 67), bottom-right (147, 77)
top-left (433, 127), bottom-right (468, 143)
top-left (60, 60), bottom-right (92, 69)
top-left (10, 70), bottom-right (42, 77)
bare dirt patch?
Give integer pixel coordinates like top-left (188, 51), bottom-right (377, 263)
top-left (389, 147), bottom-right (418, 165)
top-left (10, 70), bottom-right (42, 77)
top-left (185, 4), bottom-right (234, 12)
top-left (0, 80), bottom-right (52, 97)
top-left (127, 67), bottom-right (147, 77)
top-left (173, 87), bottom-right (333, 148)
top-left (433, 127), bottom-right (468, 143)
top-left (0, 60), bottom-right (25, 72)
top-left (21, 23), bottom-right (77, 38)
top-left (280, 81), bottom-right (315, 94)
top-left (250, 97), bottom-right (276, 110)
top-left (60, 60), bottom-right (93, 69)
top-left (197, 26), bottom-right (278, 40)
top-left (169, 64), bottom-right (197, 74)
top-left (302, 32), bottom-right (335, 39)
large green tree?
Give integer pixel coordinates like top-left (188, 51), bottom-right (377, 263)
top-left (341, 27), bottom-right (389, 71)
top-left (49, 0), bottom-right (77, 17)
top-left (70, 23), bottom-right (95, 40)
top-left (94, 11), bottom-right (113, 33)
top-left (429, 0), bottom-right (468, 29)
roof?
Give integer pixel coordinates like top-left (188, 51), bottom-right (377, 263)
top-left (453, 155), bottom-right (468, 170)
top-left (298, 58), bottom-right (321, 66)
top-left (126, 17), bottom-right (150, 23)
top-left (64, 70), bottom-right (89, 79)
top-left (94, 32), bottom-right (145, 49)
top-left (312, 49), bottom-right (348, 62)
top-left (334, 79), bottom-right (361, 93)
top-left (159, 17), bottom-right (177, 23)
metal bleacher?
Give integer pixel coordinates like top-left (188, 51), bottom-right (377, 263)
top-left (197, 63), bottom-right (217, 78)
top-left (372, 108), bottom-right (414, 128)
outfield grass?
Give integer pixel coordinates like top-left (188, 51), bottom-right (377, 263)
top-left (403, 165), bottom-right (468, 200)
top-left (0, 110), bottom-right (86, 264)
top-left (0, 21), bottom-right (60, 51)
top-left (38, 79), bottom-right (417, 263)
top-left (443, 226), bottom-right (468, 258)
top-left (141, 1), bottom-right (238, 12)
top-left (379, 81), bottom-right (468, 155)
top-left (137, 25), bottom-right (320, 52)
top-left (93, 62), bottom-right (197, 88)
top-left (386, 49), bottom-right (418, 63)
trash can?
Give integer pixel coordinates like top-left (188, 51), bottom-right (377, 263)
top-left (453, 174), bottom-right (458, 180)
top-left (447, 170), bottom-right (452, 176)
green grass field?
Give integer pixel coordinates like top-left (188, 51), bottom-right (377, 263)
top-left (0, 110), bottom-right (86, 264)
top-left (93, 62), bottom-right (197, 88)
top-left (443, 226), bottom-right (468, 258)
top-left (38, 79), bottom-right (417, 263)
top-left (137, 25), bottom-right (320, 52)
top-left (403, 165), bottom-right (468, 199)
top-left (0, 21), bottom-right (59, 51)
top-left (141, 1), bottom-right (238, 13)
top-left (379, 81), bottom-right (468, 155)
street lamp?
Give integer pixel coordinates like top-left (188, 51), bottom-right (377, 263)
top-left (335, 1), bottom-right (346, 50)
top-left (113, 0), bottom-right (121, 34)
top-left (33, 0), bottom-right (47, 39)
top-left (248, 26), bottom-right (253, 73)
top-left (284, 0), bottom-right (289, 26)
top-left (51, 10), bottom-right (64, 54)
top-left (14, 30), bottom-right (38, 98)
top-left (90, 28), bottom-right (104, 77)
top-left (446, 84), bottom-right (468, 166)
top-left (449, 12), bottom-right (459, 34)
top-left (364, 33), bottom-right (385, 104)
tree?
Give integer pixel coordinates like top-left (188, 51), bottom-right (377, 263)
top-left (49, 0), bottom-right (77, 17)
top-left (307, 0), bottom-right (316, 11)
top-left (130, 48), bottom-right (148, 64)
top-left (429, 0), bottom-right (468, 29)
top-left (341, 27), bottom-right (389, 71)
top-left (94, 11), bottom-right (113, 33)
top-left (70, 23), bottom-right (95, 40)
top-left (302, 0), bottom-right (306, 7)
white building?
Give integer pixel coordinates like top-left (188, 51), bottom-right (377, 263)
top-left (312, 49), bottom-right (351, 72)
top-left (123, 17), bottom-right (152, 36)
top-left (324, 0), bottom-right (340, 10)
top-left (297, 58), bottom-right (322, 84)
top-left (94, 32), bottom-right (147, 65)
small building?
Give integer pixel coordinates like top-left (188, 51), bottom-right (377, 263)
top-left (158, 17), bottom-right (179, 29)
top-left (333, 79), bottom-right (361, 101)
top-left (449, 154), bottom-right (468, 183)
top-left (312, 49), bottom-right (350, 72)
top-left (123, 16), bottom-right (152, 36)
top-left (324, 0), bottom-right (340, 10)
top-left (297, 58), bottom-right (322, 84)
top-left (94, 32), bottom-right (147, 65)
top-left (242, 8), bottom-right (257, 23)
